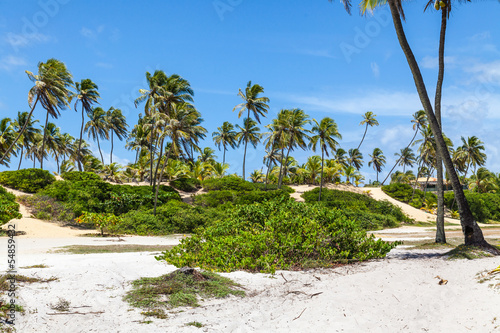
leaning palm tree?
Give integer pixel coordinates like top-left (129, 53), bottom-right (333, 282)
top-left (12, 111), bottom-right (40, 170)
top-left (85, 107), bottom-right (109, 164)
top-left (212, 121), bottom-right (238, 165)
top-left (309, 117), bottom-right (342, 200)
top-left (1, 59), bottom-right (73, 168)
top-left (233, 81), bottom-right (270, 124)
top-left (357, 111), bottom-right (379, 150)
top-left (0, 118), bottom-right (17, 167)
top-left (335, 0), bottom-right (491, 248)
top-left (74, 79), bottom-right (100, 171)
top-left (106, 107), bottom-right (128, 164)
top-left (236, 118), bottom-right (261, 181)
top-left (368, 148), bottom-right (386, 184)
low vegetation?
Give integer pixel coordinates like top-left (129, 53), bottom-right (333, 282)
top-left (444, 244), bottom-right (499, 260)
top-left (0, 186), bottom-right (21, 226)
top-left (381, 183), bottom-right (436, 209)
top-left (55, 244), bottom-right (174, 254)
top-left (0, 168), bottom-right (55, 193)
top-left (124, 268), bottom-right (244, 319)
top-left (158, 198), bottom-right (398, 273)
top-left (444, 191), bottom-right (500, 223)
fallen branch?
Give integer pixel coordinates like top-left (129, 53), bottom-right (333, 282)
top-left (293, 308), bottom-right (306, 321)
top-left (47, 311), bottom-right (104, 315)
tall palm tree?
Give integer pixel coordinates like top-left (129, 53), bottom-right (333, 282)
top-left (236, 118), bottom-right (261, 181)
top-left (357, 111), bottom-right (379, 150)
top-left (457, 136), bottom-right (486, 182)
top-left (368, 148), bottom-right (386, 183)
top-left (348, 148), bottom-right (363, 171)
top-left (309, 117), bottom-right (342, 200)
top-left (0, 118), bottom-right (17, 167)
top-left (334, 148), bottom-right (349, 168)
top-left (233, 81), bottom-right (270, 124)
top-left (106, 107), bottom-right (128, 164)
top-left (41, 122), bottom-right (62, 172)
top-left (126, 114), bottom-right (150, 164)
top-left (338, 0), bottom-right (490, 248)
top-left (85, 107), bottom-right (108, 164)
top-left (469, 167), bottom-right (497, 194)
top-left (279, 108), bottom-right (310, 187)
top-left (395, 147), bottom-right (416, 173)
top-left (198, 147), bottom-right (217, 164)
top-left (12, 111), bottom-right (40, 170)
top-left (1, 59), bottom-right (73, 167)
top-left (212, 121), bottom-right (238, 165)
top-left (262, 147), bottom-right (282, 189)
top-left (74, 79), bottom-right (100, 171)
top-left (264, 110), bottom-right (288, 187)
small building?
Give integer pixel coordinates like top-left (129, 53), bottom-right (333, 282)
top-left (415, 177), bottom-right (467, 191)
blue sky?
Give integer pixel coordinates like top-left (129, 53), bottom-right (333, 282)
top-left (0, 0), bottom-right (499, 183)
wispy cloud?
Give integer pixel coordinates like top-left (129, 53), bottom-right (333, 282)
top-left (420, 56), bottom-right (456, 69)
top-left (4, 32), bottom-right (51, 48)
top-left (371, 62), bottom-right (380, 78)
top-left (465, 60), bottom-right (500, 85)
top-left (96, 62), bottom-right (113, 69)
top-left (81, 25), bottom-right (120, 42)
top-left (468, 31), bottom-right (491, 42)
top-left (0, 55), bottom-right (27, 71)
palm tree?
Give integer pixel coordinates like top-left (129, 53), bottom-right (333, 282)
top-left (368, 148), bottom-right (386, 183)
top-left (126, 115), bottom-right (150, 164)
top-left (74, 79), bottom-right (100, 171)
top-left (197, 147), bottom-right (217, 164)
top-left (334, 148), bottom-right (349, 168)
top-left (233, 81), bottom-right (270, 124)
top-left (457, 136), bottom-right (486, 182)
top-left (249, 169), bottom-right (264, 183)
top-left (339, 0), bottom-right (490, 248)
top-left (1, 59), bottom-right (73, 167)
top-left (101, 163), bottom-right (124, 183)
top-left (106, 107), bottom-right (128, 164)
top-left (264, 111), bottom-right (288, 187)
top-left (42, 122), bottom-right (62, 172)
top-left (304, 156), bottom-right (322, 185)
top-left (357, 111), bottom-right (379, 150)
top-left (236, 118), bottom-right (261, 180)
top-left (0, 118), bottom-right (17, 167)
top-left (395, 147), bottom-right (416, 173)
top-left (12, 111), bottom-right (40, 170)
top-left (469, 168), bottom-right (497, 194)
top-left (309, 117), bottom-right (342, 200)
top-left (262, 147), bottom-right (282, 189)
top-left (212, 121), bottom-right (238, 164)
top-left (85, 107), bottom-right (109, 164)
top-left (348, 148), bottom-right (363, 171)
top-left (279, 109), bottom-right (310, 187)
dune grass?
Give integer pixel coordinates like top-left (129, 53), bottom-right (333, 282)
top-left (54, 244), bottom-right (174, 254)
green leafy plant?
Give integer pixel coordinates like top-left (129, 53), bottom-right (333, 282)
top-left (0, 168), bottom-right (55, 193)
top-left (61, 171), bottom-right (101, 182)
top-left (0, 187), bottom-right (21, 225)
top-left (76, 212), bottom-right (123, 235)
top-left (170, 178), bottom-right (201, 192)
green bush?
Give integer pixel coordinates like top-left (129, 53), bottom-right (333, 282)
top-left (113, 200), bottom-right (227, 235)
top-left (0, 187), bottom-right (21, 225)
top-left (381, 183), bottom-right (436, 209)
top-left (170, 178), bottom-right (201, 192)
top-left (444, 191), bottom-right (500, 223)
top-left (302, 187), bottom-right (410, 227)
top-left (157, 198), bottom-right (398, 273)
top-left (202, 176), bottom-right (255, 192)
top-left (252, 183), bottom-right (295, 193)
top-left (61, 171), bottom-right (101, 182)
top-left (193, 189), bottom-right (290, 208)
top-left (0, 168), bottom-right (55, 193)
top-left (17, 195), bottom-right (74, 223)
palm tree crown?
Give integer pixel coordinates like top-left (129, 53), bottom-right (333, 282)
top-left (233, 81), bottom-right (270, 124)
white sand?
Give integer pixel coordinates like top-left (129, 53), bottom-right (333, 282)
top-left (1, 184), bottom-right (500, 332)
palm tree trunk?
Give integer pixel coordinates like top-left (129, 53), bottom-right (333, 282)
top-left (265, 157), bottom-right (272, 190)
top-left (0, 95), bottom-right (39, 166)
top-left (149, 123), bottom-right (156, 186)
top-left (279, 143), bottom-right (293, 188)
top-left (387, 0), bottom-right (491, 249)
top-left (435, 7), bottom-right (447, 244)
top-left (357, 125), bottom-right (368, 150)
top-left (154, 143), bottom-right (174, 216)
top-left (96, 135), bottom-right (104, 164)
top-left (223, 146), bottom-right (226, 165)
top-left (277, 148), bottom-right (285, 187)
top-left (78, 106), bottom-right (85, 172)
top-left (55, 152), bottom-right (60, 174)
top-left (242, 139), bottom-right (248, 180)
top-left (110, 132), bottom-right (114, 164)
top-left (381, 128), bottom-right (419, 185)
top-left (18, 146), bottom-right (23, 170)
top-left (153, 137), bottom-right (165, 189)
top-left (319, 148), bottom-right (325, 201)
top-left (40, 112), bottom-right (50, 170)
top-left (410, 160), bottom-right (423, 204)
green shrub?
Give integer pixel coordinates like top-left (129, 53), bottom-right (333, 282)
top-left (0, 168), bottom-right (55, 193)
top-left (302, 187), bottom-right (410, 226)
top-left (381, 183), bottom-right (436, 209)
top-left (252, 183), bottom-right (295, 193)
top-left (193, 189), bottom-right (289, 208)
top-left (0, 187), bottom-right (21, 225)
top-left (61, 171), bottom-right (101, 182)
top-left (202, 176), bottom-right (254, 192)
top-left (444, 191), bottom-right (500, 222)
top-left (170, 178), bottom-right (201, 192)
top-left (157, 198), bottom-right (398, 273)
top-left (17, 195), bottom-right (74, 223)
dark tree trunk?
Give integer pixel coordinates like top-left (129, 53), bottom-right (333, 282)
top-left (387, 0), bottom-right (493, 250)
top-left (154, 142), bottom-right (174, 216)
top-left (222, 145), bottom-right (226, 165)
top-left (242, 139), bottom-right (248, 180)
top-left (110, 132), bottom-right (114, 165)
top-left (96, 135), bottom-right (104, 164)
top-left (319, 148), bottom-right (325, 201)
top-left (78, 105), bottom-right (85, 172)
top-left (435, 7), bottom-right (447, 244)
top-left (18, 146), bottom-right (23, 170)
top-left (40, 112), bottom-right (49, 170)
top-left (357, 124), bottom-right (368, 150)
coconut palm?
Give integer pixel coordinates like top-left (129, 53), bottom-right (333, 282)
top-left (309, 117), bottom-right (342, 200)
top-left (262, 147), bottom-right (282, 189)
top-left (264, 110), bottom-right (288, 187)
top-left (212, 162), bottom-right (229, 178)
top-left (126, 115), bottom-right (151, 164)
top-left (106, 107), bottom-right (128, 165)
top-left (85, 107), bottom-right (109, 164)
top-left (334, 148), bottom-right (349, 168)
top-left (368, 148), bottom-right (386, 183)
top-left (41, 122), bottom-right (62, 172)
top-left (197, 147), bottom-right (217, 164)
top-left (12, 112), bottom-right (40, 170)
top-left (456, 136), bottom-right (486, 181)
top-left (304, 156), bottom-right (322, 185)
top-left (337, 0), bottom-right (490, 247)
top-left (250, 169), bottom-right (264, 183)
top-left (1, 59), bottom-right (73, 168)
top-left (395, 147), bottom-right (416, 173)
top-left (469, 168), bottom-right (498, 194)
top-left (357, 111), bottom-right (379, 150)
top-left (101, 163), bottom-right (124, 183)
top-left (233, 81), bottom-right (270, 124)
top-left (0, 118), bottom-right (17, 167)
top-left (74, 79), bottom-right (100, 171)
top-left (348, 148), bottom-right (363, 171)
top-left (236, 118), bottom-right (261, 181)
top-left (212, 121), bottom-right (238, 165)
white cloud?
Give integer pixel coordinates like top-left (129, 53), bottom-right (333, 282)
top-left (469, 31), bottom-right (490, 41)
top-left (0, 55), bottom-right (27, 71)
top-left (80, 27), bottom-right (94, 39)
top-left (4, 32), bottom-right (51, 48)
top-left (370, 62), bottom-right (380, 78)
top-left (420, 56), bottom-right (456, 69)
top-left (465, 60), bottom-right (500, 85)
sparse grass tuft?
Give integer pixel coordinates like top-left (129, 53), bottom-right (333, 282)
top-left (50, 298), bottom-right (70, 312)
top-left (124, 268), bottom-right (245, 319)
top-left (54, 244), bottom-right (174, 254)
top-left (186, 321), bottom-right (203, 328)
top-left (444, 244), bottom-right (497, 260)
top-left (20, 264), bottom-right (49, 269)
